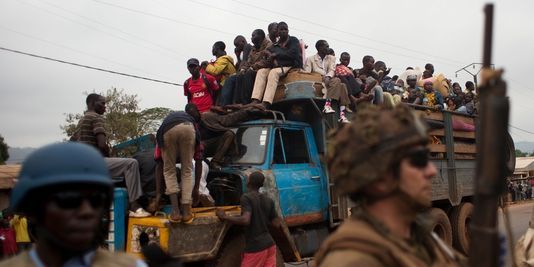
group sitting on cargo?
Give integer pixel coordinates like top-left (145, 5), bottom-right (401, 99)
top-left (70, 21), bottom-right (480, 220)
top-left (185, 21), bottom-right (478, 126)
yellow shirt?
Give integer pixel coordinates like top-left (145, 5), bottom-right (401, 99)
top-left (10, 215), bottom-right (30, 243)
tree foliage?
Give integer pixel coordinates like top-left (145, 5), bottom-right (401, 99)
top-left (61, 88), bottom-right (171, 145)
top-left (516, 149), bottom-right (530, 157)
top-left (0, 135), bottom-right (8, 164)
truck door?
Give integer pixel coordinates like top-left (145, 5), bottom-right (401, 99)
top-left (271, 127), bottom-right (326, 225)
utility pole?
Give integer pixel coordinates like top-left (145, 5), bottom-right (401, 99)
top-left (455, 63), bottom-right (494, 94)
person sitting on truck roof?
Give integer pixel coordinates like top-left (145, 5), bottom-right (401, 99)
top-left (250, 22), bottom-right (303, 109)
top-left (267, 22), bottom-right (278, 43)
top-left (234, 35), bottom-right (253, 71)
top-left (0, 142), bottom-right (147, 267)
top-left (358, 55), bottom-right (384, 105)
top-left (184, 58), bottom-right (220, 113)
top-left (425, 63), bottom-right (435, 76)
top-left (314, 104), bottom-right (466, 267)
top-left (402, 74), bottom-right (423, 105)
top-left (303, 39), bottom-right (351, 123)
top-left (156, 104), bottom-right (203, 223)
top-left (219, 29), bottom-right (273, 106)
top-left (422, 80), bottom-right (444, 110)
top-left (72, 93), bottom-right (150, 218)
top-left (216, 171), bottom-right (281, 267)
top-left (201, 41), bottom-right (237, 88)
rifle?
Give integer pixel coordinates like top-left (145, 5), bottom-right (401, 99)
top-left (469, 4), bottom-right (510, 267)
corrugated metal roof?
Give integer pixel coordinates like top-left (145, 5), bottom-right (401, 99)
top-left (0, 165), bottom-right (20, 189)
top-left (515, 157), bottom-right (534, 170)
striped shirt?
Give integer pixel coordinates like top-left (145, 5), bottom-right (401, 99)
top-left (76, 111), bottom-right (106, 148)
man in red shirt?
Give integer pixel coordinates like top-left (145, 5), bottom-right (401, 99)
top-left (183, 58), bottom-right (220, 113)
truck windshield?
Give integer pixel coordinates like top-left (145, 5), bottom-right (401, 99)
top-left (230, 125), bottom-right (269, 165)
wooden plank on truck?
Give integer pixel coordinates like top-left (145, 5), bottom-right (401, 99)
top-left (429, 128), bottom-right (476, 139)
top-left (429, 143), bottom-right (477, 154)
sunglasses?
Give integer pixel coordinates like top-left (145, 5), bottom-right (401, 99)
top-left (50, 191), bottom-right (108, 210)
top-left (404, 148), bottom-right (430, 168)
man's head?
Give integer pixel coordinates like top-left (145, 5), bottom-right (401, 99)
top-left (187, 58), bottom-right (200, 77)
top-left (277, 22), bottom-right (289, 40)
top-left (465, 81), bottom-right (475, 91)
top-left (422, 70), bottom-right (432, 79)
top-left (185, 103), bottom-right (200, 121)
top-left (267, 22), bottom-right (278, 42)
top-left (233, 35), bottom-right (247, 52)
top-left (315, 40), bottom-right (329, 57)
top-left (464, 92), bottom-right (474, 103)
top-left (406, 75), bottom-right (417, 88)
top-left (247, 171), bottom-right (265, 190)
top-left (452, 82), bottom-right (462, 95)
top-left (425, 63), bottom-right (434, 74)
top-left (12, 142), bottom-right (113, 253)
top-left (340, 52), bottom-right (351, 67)
top-left (251, 29), bottom-right (266, 47)
top-left (327, 104), bottom-right (432, 207)
top-left (362, 55), bottom-right (375, 70)
top-left (212, 41), bottom-right (226, 57)
top-left (86, 93), bottom-right (106, 115)
top-left (374, 61), bottom-right (387, 72)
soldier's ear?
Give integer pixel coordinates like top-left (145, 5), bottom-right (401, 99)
top-left (364, 173), bottom-right (398, 198)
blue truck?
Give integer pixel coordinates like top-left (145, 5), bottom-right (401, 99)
top-left (109, 78), bottom-right (514, 265)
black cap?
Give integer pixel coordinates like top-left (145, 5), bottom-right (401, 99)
top-left (187, 58), bottom-right (199, 67)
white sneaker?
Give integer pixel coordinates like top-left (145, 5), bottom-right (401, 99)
top-left (129, 208), bottom-right (151, 218)
top-left (339, 114), bottom-right (350, 124)
top-left (323, 104), bottom-right (335, 114)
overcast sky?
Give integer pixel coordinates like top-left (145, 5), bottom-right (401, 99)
top-left (1, 0), bottom-right (534, 148)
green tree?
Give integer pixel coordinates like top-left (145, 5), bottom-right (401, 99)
top-left (515, 149), bottom-right (528, 157)
top-left (61, 88), bottom-right (171, 145)
top-left (0, 135), bottom-right (8, 164)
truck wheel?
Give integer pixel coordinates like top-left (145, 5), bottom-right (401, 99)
top-left (450, 202), bottom-right (473, 255)
top-left (213, 233), bottom-right (245, 267)
top-left (429, 208), bottom-right (453, 246)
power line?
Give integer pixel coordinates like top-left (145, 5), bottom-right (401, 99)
top-left (510, 125), bottom-right (534, 135)
top-left (89, 0), bottom-right (237, 37)
top-left (35, 0), bottom-right (186, 60)
top-left (0, 46), bottom-right (182, 86)
top-left (229, 0), bottom-right (464, 66)
top-left (185, 0), bottom-right (462, 68)
top-left (0, 25), bottom-right (172, 80)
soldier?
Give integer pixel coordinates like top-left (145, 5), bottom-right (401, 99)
top-left (314, 104), bottom-right (466, 266)
top-left (0, 142), bottom-right (146, 266)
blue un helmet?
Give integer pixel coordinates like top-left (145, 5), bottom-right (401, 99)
top-left (11, 142), bottom-right (113, 212)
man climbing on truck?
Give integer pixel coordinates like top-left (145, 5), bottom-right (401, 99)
top-left (216, 171), bottom-right (281, 267)
top-left (314, 104), bottom-right (466, 266)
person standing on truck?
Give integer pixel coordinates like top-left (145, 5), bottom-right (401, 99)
top-left (72, 93), bottom-right (150, 218)
top-left (0, 142), bottom-right (147, 267)
top-left (184, 58), bottom-right (220, 113)
top-left (314, 104), bottom-right (466, 267)
top-left (216, 171), bottom-right (280, 267)
top-left (156, 104), bottom-right (203, 223)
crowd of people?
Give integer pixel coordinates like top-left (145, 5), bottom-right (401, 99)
top-left (184, 21), bottom-right (479, 125)
top-left (508, 179), bottom-right (534, 202)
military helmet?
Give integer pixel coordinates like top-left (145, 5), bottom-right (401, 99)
top-left (11, 142), bottom-right (112, 212)
top-left (327, 104), bottom-right (428, 195)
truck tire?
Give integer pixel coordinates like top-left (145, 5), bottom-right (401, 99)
top-left (429, 208), bottom-right (453, 246)
top-left (213, 233), bottom-right (284, 267)
top-left (450, 202), bottom-right (473, 255)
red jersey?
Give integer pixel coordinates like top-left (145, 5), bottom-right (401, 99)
top-left (183, 74), bottom-right (220, 113)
